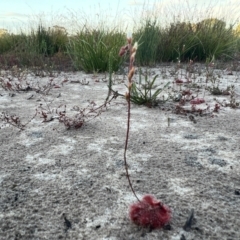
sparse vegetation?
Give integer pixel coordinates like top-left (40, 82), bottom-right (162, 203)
top-left (67, 28), bottom-right (126, 72)
top-left (0, 1), bottom-right (240, 239)
top-left (0, 3), bottom-right (239, 71)
top-left (129, 70), bottom-right (170, 107)
top-left (119, 36), bottom-right (171, 229)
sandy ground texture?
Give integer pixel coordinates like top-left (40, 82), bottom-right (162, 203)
top-left (0, 64), bottom-right (240, 240)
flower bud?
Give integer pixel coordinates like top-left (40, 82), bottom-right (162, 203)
top-left (128, 67), bottom-right (135, 81)
top-left (125, 92), bottom-right (130, 100)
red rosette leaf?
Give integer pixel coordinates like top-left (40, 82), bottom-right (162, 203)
top-left (129, 195), bottom-right (171, 229)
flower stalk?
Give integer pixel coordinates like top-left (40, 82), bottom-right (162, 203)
top-left (119, 36), bottom-right (140, 202)
top-left (119, 36), bottom-right (171, 229)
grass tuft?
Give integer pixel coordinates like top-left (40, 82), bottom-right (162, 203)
top-left (67, 28), bottom-right (125, 73)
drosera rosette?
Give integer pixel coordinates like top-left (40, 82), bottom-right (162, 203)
top-left (119, 36), bottom-right (171, 229)
top-left (129, 195), bottom-right (171, 229)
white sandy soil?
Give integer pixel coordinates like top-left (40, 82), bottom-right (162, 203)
top-left (0, 63), bottom-right (240, 240)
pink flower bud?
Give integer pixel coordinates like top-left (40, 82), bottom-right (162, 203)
top-left (119, 45), bottom-right (128, 57)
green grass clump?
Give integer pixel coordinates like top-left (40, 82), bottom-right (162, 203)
top-left (133, 19), bottom-right (160, 66)
top-left (0, 2), bottom-right (240, 71)
top-left (192, 18), bottom-right (238, 61)
top-left (156, 18), bottom-right (238, 62)
top-left (158, 21), bottom-right (197, 62)
top-left (0, 34), bottom-right (13, 54)
top-left (32, 24), bottom-right (68, 56)
top-left (67, 28), bottom-right (126, 73)
top-left (0, 24), bottom-right (69, 70)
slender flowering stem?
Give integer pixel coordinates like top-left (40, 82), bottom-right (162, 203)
top-left (124, 91), bottom-right (140, 202)
top-left (119, 37), bottom-right (171, 229)
top-left (121, 37), bottom-right (140, 202)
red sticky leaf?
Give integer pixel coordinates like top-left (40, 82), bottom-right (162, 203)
top-left (129, 195), bottom-right (171, 229)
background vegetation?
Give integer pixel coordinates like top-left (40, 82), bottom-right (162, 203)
top-left (0, 4), bottom-right (240, 73)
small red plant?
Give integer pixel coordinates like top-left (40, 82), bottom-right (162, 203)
top-left (119, 37), bottom-right (171, 230)
top-left (182, 89), bottom-right (192, 96)
top-left (213, 103), bottom-right (220, 112)
top-left (129, 195), bottom-right (171, 229)
top-left (190, 98), bottom-right (205, 104)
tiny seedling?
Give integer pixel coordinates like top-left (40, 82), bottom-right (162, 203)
top-left (130, 69), bottom-right (170, 107)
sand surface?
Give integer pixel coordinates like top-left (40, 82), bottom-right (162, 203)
top-left (0, 64), bottom-right (240, 239)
